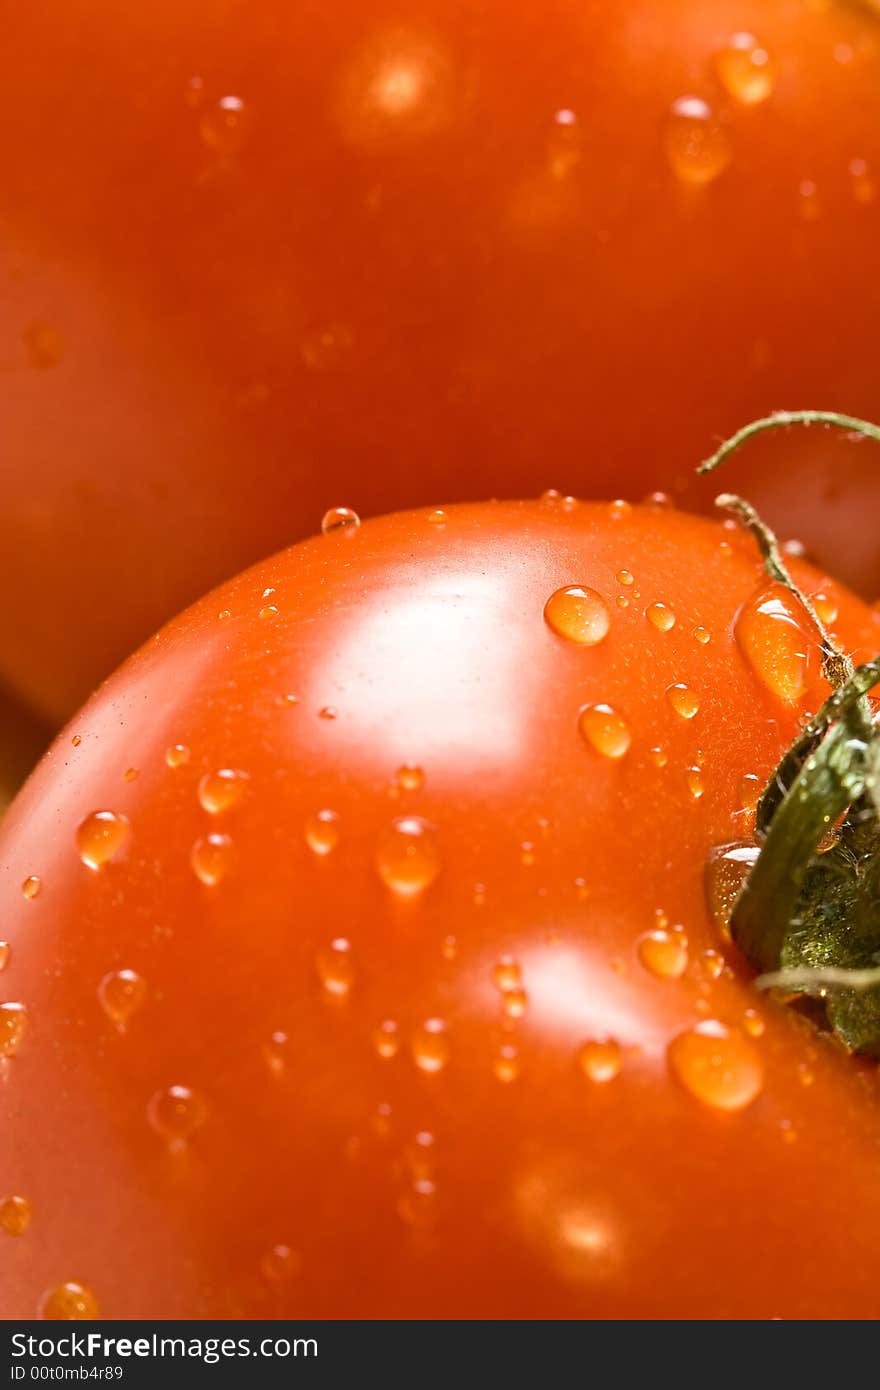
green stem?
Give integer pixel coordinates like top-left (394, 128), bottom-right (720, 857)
top-left (699, 410), bottom-right (880, 476)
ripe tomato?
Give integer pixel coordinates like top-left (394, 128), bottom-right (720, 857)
top-left (3, 0), bottom-right (880, 722)
top-left (3, 499), bottom-right (880, 1319)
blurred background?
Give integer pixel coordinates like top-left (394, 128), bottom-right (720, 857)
top-left (3, 0), bottom-right (880, 810)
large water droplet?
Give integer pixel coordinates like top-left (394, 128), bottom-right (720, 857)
top-left (664, 97), bottom-right (731, 184)
top-left (0, 1002), bottom-right (28, 1058)
top-left (735, 585), bottom-right (818, 704)
top-left (98, 969), bottom-right (146, 1029)
top-left (316, 938), bottom-right (355, 997)
top-left (198, 769), bottom-right (249, 815)
top-left (191, 833), bottom-right (233, 886)
top-left (715, 33), bottom-right (774, 105)
top-left (578, 703), bottom-right (631, 759)
top-left (637, 929), bottom-right (688, 980)
top-left (21, 876), bottom-right (41, 901)
top-left (148, 1084), bottom-right (207, 1142)
top-left (321, 507), bottom-right (360, 537)
top-left (76, 811), bottom-right (130, 871)
top-left (667, 1021), bottom-right (763, 1111)
top-left (41, 1283), bottom-right (99, 1320)
top-left (543, 586), bottom-right (611, 646)
top-left (0, 1195), bottom-right (31, 1236)
top-left (305, 809), bottom-right (341, 856)
top-left (576, 1039), bottom-right (621, 1084)
top-left (411, 1018), bottom-right (449, 1073)
top-left (376, 817), bottom-right (439, 896)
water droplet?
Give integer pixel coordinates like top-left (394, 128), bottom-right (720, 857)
top-left (849, 157), bottom-right (876, 205)
top-left (0, 1003), bottom-right (27, 1058)
top-left (705, 841), bottom-right (759, 934)
top-left (191, 832), bottom-right (234, 886)
top-left (277, 693), bottom-right (299, 708)
top-left (76, 811), bottom-right (130, 871)
top-left (493, 957), bottom-right (522, 992)
top-left (520, 841), bottom-right (536, 867)
top-left (71, 734), bottom-right (82, 748)
top-left (686, 766), bottom-right (705, 800)
top-left (404, 1130), bottom-right (436, 1176)
top-left (649, 746), bottom-right (668, 768)
top-left (260, 1245), bottom-right (301, 1282)
top-left (218, 609), bottom-right (232, 622)
top-left (200, 94), bottom-right (253, 154)
top-left (397, 1177), bottom-right (437, 1226)
top-left (24, 321), bottom-right (64, 368)
top-left (395, 764), bottom-right (425, 792)
top-left (148, 1084), bottom-right (207, 1142)
top-left (264, 1030), bottom-right (290, 1076)
top-left (798, 179), bottom-right (820, 222)
top-left (637, 929), bottom-right (688, 980)
top-left (494, 1043), bottom-right (520, 1083)
top-left (502, 988), bottom-right (529, 1020)
top-left (198, 769), bottom-right (249, 815)
top-left (123, 767), bottom-right (139, 783)
top-left (411, 1018), bottom-right (449, 1073)
top-left (738, 773), bottom-right (762, 814)
top-left (578, 703), bottom-right (631, 759)
top-left (664, 96), bottom-right (731, 184)
top-left (701, 949), bottom-right (725, 981)
top-left (321, 507), bottom-right (360, 537)
top-left (21, 876), bottom-right (41, 901)
top-left (668, 1021), bottom-right (763, 1111)
top-left (616, 569), bottom-right (634, 587)
top-left (0, 1195), bottom-right (31, 1236)
top-left (426, 508), bottom-right (447, 526)
top-left (812, 591), bottom-right (838, 625)
top-left (646, 602), bottom-right (676, 632)
top-left (541, 488), bottom-right (562, 505)
top-left (316, 938), bottom-right (355, 997)
top-left (374, 1020), bottom-right (400, 1058)
top-left (616, 595), bottom-right (629, 609)
top-left (166, 744), bottom-right (191, 769)
top-left (715, 33), bottom-right (774, 105)
top-left (608, 499), bottom-right (631, 521)
top-left (693, 626), bottom-right (711, 645)
top-left (319, 706), bottom-right (338, 721)
top-left (666, 684), bottom-right (700, 719)
top-left (0, 943), bottom-right (8, 972)
top-left (184, 75), bottom-right (204, 109)
top-left (735, 584), bottom-right (817, 704)
top-left (543, 586), bottom-right (611, 646)
top-left (259, 604), bottom-right (279, 621)
top-left (743, 1008), bottom-right (765, 1038)
top-left (301, 322), bottom-right (354, 369)
top-left (577, 1039), bottom-right (621, 1084)
top-left (41, 1283), bottom-right (98, 1320)
top-left (441, 934), bottom-right (458, 960)
top-left (376, 817), bottom-right (439, 896)
top-left (98, 969), bottom-right (146, 1028)
top-left (305, 809), bottom-right (341, 856)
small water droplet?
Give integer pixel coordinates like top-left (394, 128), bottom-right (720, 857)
top-left (616, 569), bottom-right (634, 587)
top-left (849, 157), bottom-right (876, 205)
top-left (520, 840), bottom-right (536, 867)
top-left (686, 766), bottom-right (705, 800)
top-left (735, 584), bottom-right (817, 704)
top-left (376, 817), bottom-right (439, 896)
top-left (260, 1244), bottom-right (301, 1282)
top-left (316, 938), bottom-right (355, 997)
top-left (24, 321), bottom-right (64, 368)
top-left (98, 969), bottom-right (146, 1028)
top-left (191, 832), bottom-right (234, 886)
top-left (608, 499), bottom-right (631, 520)
top-left (200, 94), bottom-right (253, 154)
top-left (305, 809), bottom-right (341, 856)
top-left (494, 1043), bottom-right (520, 1083)
top-left (259, 604), bottom-right (279, 621)
top-left (397, 1177), bottom-right (437, 1226)
top-left (395, 764), bottom-right (425, 792)
top-left (649, 746), bottom-right (668, 768)
top-left (148, 1084), bottom-right (207, 1142)
top-left (743, 1008), bottom-right (765, 1038)
top-left (738, 773), bottom-right (762, 814)
top-left (502, 988), bottom-right (529, 1020)
top-left (664, 96), bottom-right (731, 184)
top-left (637, 930), bottom-right (688, 980)
top-left (493, 957), bottom-right (522, 992)
top-left (577, 1039), bottom-right (621, 1083)
top-left (540, 488), bottom-right (562, 505)
top-left (616, 595), bottom-right (629, 609)
top-left (441, 934), bottom-right (458, 959)
top-left (715, 33), bottom-right (774, 105)
top-left (411, 1018), bottom-right (449, 1073)
top-left (166, 744), bottom-right (191, 769)
top-left (218, 609), bottom-right (232, 622)
top-left (321, 507), bottom-right (360, 537)
top-left (0, 1195), bottom-right (31, 1236)
top-left (198, 769), bottom-right (249, 815)
top-left (578, 703), bottom-right (631, 759)
top-left (798, 179), bottom-right (820, 222)
top-left (693, 626), bottom-right (711, 645)
top-left (264, 1030), bottom-right (290, 1076)
top-left (812, 591), bottom-right (838, 625)
top-left (184, 75), bottom-right (204, 109)
top-left (374, 1020), bottom-right (400, 1058)
top-left (701, 949), bottom-right (725, 981)
top-left (705, 841), bottom-right (759, 935)
top-left (71, 734), bottom-right (82, 748)
top-left (319, 706), bottom-right (338, 721)
top-left (668, 1021), bottom-right (763, 1111)
top-left (543, 586), bottom-right (611, 646)
top-left (21, 876), bottom-right (41, 901)
top-left (426, 508), bottom-right (447, 526)
top-left (646, 602), bottom-right (676, 632)
top-left (41, 1282), bottom-right (98, 1320)
top-left (666, 684), bottom-right (700, 719)
top-left (0, 1002), bottom-right (27, 1058)
top-left (0, 944), bottom-right (8, 972)
top-left (123, 767), bottom-right (139, 783)
top-left (76, 811), bottom-right (130, 871)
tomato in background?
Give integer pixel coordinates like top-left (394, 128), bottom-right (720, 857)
top-left (3, 0), bottom-right (880, 724)
top-left (2, 500), bottom-right (880, 1318)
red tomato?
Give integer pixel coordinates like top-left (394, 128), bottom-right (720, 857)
top-left (2, 499), bottom-right (880, 1319)
top-left (3, 0), bottom-right (880, 722)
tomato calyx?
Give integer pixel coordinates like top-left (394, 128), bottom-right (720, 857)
top-left (702, 413), bottom-right (880, 1053)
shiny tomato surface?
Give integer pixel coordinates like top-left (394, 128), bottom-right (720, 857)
top-left (2, 500), bottom-right (880, 1319)
top-left (3, 0), bottom-right (880, 722)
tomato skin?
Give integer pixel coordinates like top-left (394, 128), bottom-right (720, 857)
top-left (2, 500), bottom-right (880, 1319)
top-left (4, 0), bottom-right (880, 721)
